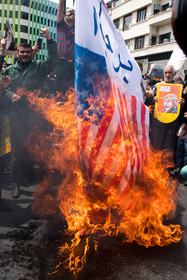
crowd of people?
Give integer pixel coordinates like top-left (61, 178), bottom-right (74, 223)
top-left (0, 0), bottom-right (187, 213)
top-left (0, 0), bottom-right (75, 211)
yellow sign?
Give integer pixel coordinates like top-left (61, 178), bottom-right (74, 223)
top-left (0, 114), bottom-right (11, 157)
top-left (154, 83), bottom-right (183, 123)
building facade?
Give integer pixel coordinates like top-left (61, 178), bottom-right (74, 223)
top-left (106, 0), bottom-right (182, 74)
top-left (0, 0), bottom-right (59, 63)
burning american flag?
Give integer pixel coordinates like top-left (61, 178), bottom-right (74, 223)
top-left (75, 0), bottom-right (150, 197)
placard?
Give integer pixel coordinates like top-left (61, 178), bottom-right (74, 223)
top-left (154, 83), bottom-right (183, 123)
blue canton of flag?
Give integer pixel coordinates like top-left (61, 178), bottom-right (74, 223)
top-left (75, 44), bottom-right (111, 120)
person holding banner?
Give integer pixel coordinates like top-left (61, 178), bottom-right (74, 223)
top-left (150, 65), bottom-right (185, 160)
top-left (56, 0), bottom-right (75, 96)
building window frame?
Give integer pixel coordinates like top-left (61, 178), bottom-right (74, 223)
top-left (114, 18), bottom-right (120, 29)
top-left (114, 0), bottom-right (123, 7)
top-left (159, 32), bottom-right (171, 44)
top-left (135, 36), bottom-right (145, 50)
top-left (123, 13), bottom-right (132, 31)
top-left (125, 39), bottom-right (130, 49)
top-left (162, 3), bottom-right (170, 12)
top-left (137, 7), bottom-right (147, 22)
top-left (151, 36), bottom-right (157, 45)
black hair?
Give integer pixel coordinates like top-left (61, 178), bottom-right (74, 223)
top-left (183, 81), bottom-right (187, 89)
top-left (148, 79), bottom-right (157, 87)
top-left (18, 42), bottom-right (32, 50)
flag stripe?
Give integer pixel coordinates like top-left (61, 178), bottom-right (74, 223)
top-left (88, 94), bottom-right (116, 176)
top-left (97, 123), bottom-right (122, 181)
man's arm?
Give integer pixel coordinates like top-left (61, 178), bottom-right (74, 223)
top-left (40, 28), bottom-right (52, 40)
top-left (0, 71), bottom-right (17, 103)
top-left (0, 76), bottom-right (11, 96)
top-left (57, 0), bottom-right (66, 23)
top-left (37, 28), bottom-right (59, 75)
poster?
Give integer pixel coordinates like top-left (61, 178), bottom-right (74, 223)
top-left (154, 83), bottom-right (183, 123)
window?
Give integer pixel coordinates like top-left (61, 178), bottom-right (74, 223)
top-left (151, 36), bottom-right (157, 45)
top-left (21, 25), bottom-right (28, 33)
top-left (159, 32), bottom-right (171, 44)
top-left (107, 3), bottom-right (112, 9)
top-left (154, 4), bottom-right (161, 14)
top-left (137, 7), bottom-right (147, 22)
top-left (21, 0), bottom-right (29, 6)
top-left (135, 36), bottom-right (144, 50)
top-left (125, 40), bottom-right (130, 49)
top-left (162, 3), bottom-right (170, 11)
top-left (21, 12), bottom-right (28, 20)
top-left (114, 18), bottom-right (120, 29)
top-left (123, 14), bottom-right (132, 31)
top-left (114, 0), bottom-right (122, 7)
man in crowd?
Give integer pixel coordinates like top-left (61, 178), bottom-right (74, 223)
top-left (149, 65), bottom-right (185, 161)
top-left (0, 28), bottom-right (58, 199)
top-left (56, 0), bottom-right (75, 96)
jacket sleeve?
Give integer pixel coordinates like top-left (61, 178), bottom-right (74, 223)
top-left (37, 39), bottom-right (59, 76)
top-left (0, 69), bottom-right (15, 101)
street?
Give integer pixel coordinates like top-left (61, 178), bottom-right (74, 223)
top-left (0, 169), bottom-right (187, 280)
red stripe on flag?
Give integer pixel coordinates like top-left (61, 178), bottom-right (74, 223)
top-left (108, 89), bottom-right (132, 190)
top-left (140, 101), bottom-right (148, 163)
top-left (80, 120), bottom-right (91, 152)
top-left (88, 94), bottom-right (116, 177)
top-left (97, 123), bottom-right (122, 182)
top-left (130, 96), bottom-right (141, 173)
top-left (108, 144), bottom-right (130, 189)
top-left (121, 173), bottom-right (133, 197)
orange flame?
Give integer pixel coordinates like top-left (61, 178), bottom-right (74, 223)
top-left (16, 87), bottom-right (182, 274)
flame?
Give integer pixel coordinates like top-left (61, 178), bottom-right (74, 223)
top-left (16, 87), bottom-right (182, 274)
